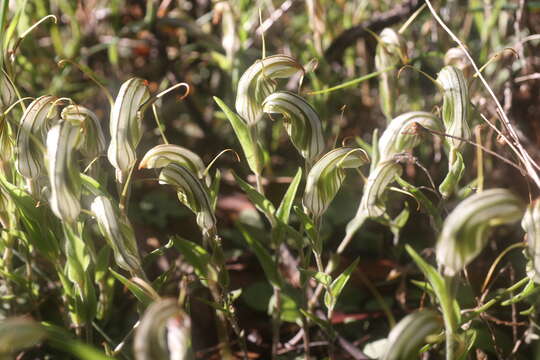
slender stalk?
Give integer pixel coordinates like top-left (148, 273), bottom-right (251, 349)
top-left (118, 165), bottom-right (135, 215)
top-left (0, 0), bottom-right (8, 66)
top-left (206, 232), bottom-right (247, 359)
top-left (250, 152), bottom-right (282, 357)
top-left (445, 324), bottom-right (454, 360)
top-left (311, 217), bottom-right (337, 360)
top-left (337, 213), bottom-right (368, 256)
top-left (226, 299), bottom-right (249, 360)
top-left (271, 285), bottom-right (282, 359)
top-left (248, 122), bottom-right (265, 195)
top-left (308, 65), bottom-right (396, 95)
top-left (298, 245), bottom-right (311, 360)
top-left (357, 269), bottom-right (396, 327)
top-left (92, 322), bottom-right (131, 360)
top-left (255, 172), bottom-right (264, 194)
top-left (295, 214), bottom-right (311, 360)
top-left (151, 103), bottom-right (169, 144)
top-left (418, 126), bottom-right (522, 172)
top-left (208, 281), bottom-right (234, 360)
top-left (269, 224), bottom-right (283, 359)
top-left (442, 276), bottom-right (458, 360)
top-left (85, 322), bottom-right (93, 344)
top-left (144, 0), bottom-right (157, 28)
top-left (1, 233), bottom-right (14, 300)
top-left (309, 213), bottom-right (368, 309)
top-left (113, 320), bottom-right (140, 355)
top-left (462, 277), bottom-right (529, 320)
top-left (481, 242), bottom-right (527, 293)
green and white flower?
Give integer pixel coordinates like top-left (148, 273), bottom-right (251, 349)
top-left (16, 95), bottom-right (59, 179)
top-left (108, 78), bottom-right (150, 183)
top-left (262, 91), bottom-right (324, 163)
top-left (436, 189), bottom-right (524, 276)
top-left (235, 55), bottom-right (304, 125)
top-left (304, 147), bottom-right (369, 218)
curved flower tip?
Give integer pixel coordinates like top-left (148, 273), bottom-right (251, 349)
top-left (235, 54), bottom-right (304, 125)
top-left (436, 188), bottom-right (525, 276)
top-left (378, 111), bottom-right (443, 163)
top-left (46, 121), bottom-right (82, 223)
top-left (140, 142), bottom-right (205, 171)
top-left (61, 104), bottom-right (106, 159)
top-left (436, 65), bottom-right (471, 150)
top-left (382, 310), bottom-right (442, 360)
top-left (107, 77), bottom-right (151, 183)
top-left (16, 95), bottom-right (59, 179)
top-left (303, 147), bottom-right (369, 218)
top-left (134, 298), bottom-right (191, 360)
top-left (262, 91), bottom-right (324, 163)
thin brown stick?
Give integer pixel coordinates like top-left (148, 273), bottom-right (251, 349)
top-left (324, 0), bottom-right (422, 63)
top-left (414, 123), bottom-right (525, 173)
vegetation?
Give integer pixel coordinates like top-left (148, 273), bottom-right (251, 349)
top-left (0, 0), bottom-right (540, 359)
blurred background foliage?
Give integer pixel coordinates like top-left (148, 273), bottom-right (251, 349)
top-left (4, 0), bottom-right (540, 358)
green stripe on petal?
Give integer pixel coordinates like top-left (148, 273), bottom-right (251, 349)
top-left (61, 105), bottom-right (106, 160)
top-left (436, 188), bottom-right (524, 276)
top-left (134, 298), bottom-right (191, 360)
top-left (46, 120), bottom-right (82, 223)
top-left (303, 147), bottom-right (369, 218)
top-left (375, 28), bottom-right (407, 121)
top-left (159, 163), bottom-right (216, 238)
top-left (0, 69), bottom-right (16, 111)
top-left (437, 66), bottom-right (471, 149)
top-left (378, 111), bottom-right (443, 162)
top-left (262, 91), bottom-right (324, 163)
top-left (345, 160), bottom-right (403, 241)
top-left (235, 55), bottom-right (304, 125)
top-left (360, 160), bottom-right (403, 218)
top-left (139, 144), bottom-right (209, 185)
top-left (382, 310), bottom-right (443, 360)
top-left (107, 78), bottom-right (150, 183)
top-left (91, 196), bottom-right (144, 277)
top-left (436, 66), bottom-right (471, 198)
top-left (16, 95), bottom-right (59, 179)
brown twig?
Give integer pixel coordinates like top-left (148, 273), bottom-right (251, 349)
top-left (324, 0), bottom-right (422, 63)
top-left (413, 123), bottom-right (525, 173)
top-left (481, 313), bottom-right (528, 327)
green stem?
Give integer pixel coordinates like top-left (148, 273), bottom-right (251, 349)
top-left (270, 227), bottom-right (282, 359)
top-left (312, 217), bottom-right (337, 359)
top-left (118, 166), bottom-right (135, 215)
top-left (206, 232), bottom-right (247, 360)
top-left (442, 276), bottom-right (458, 360)
top-left (463, 277), bottom-right (529, 320)
top-left (151, 103), bottom-right (169, 144)
top-left (1, 236), bottom-right (13, 301)
top-left (255, 172), bottom-right (264, 194)
top-left (298, 245), bottom-right (311, 360)
top-left (249, 123), bottom-right (265, 195)
top-left (208, 281), bottom-right (234, 360)
top-left (144, 0), bottom-right (157, 28)
top-left (308, 214), bottom-right (368, 310)
top-left (85, 322), bottom-right (93, 344)
top-left (271, 285), bottom-right (282, 359)
top-left (0, 0), bottom-right (8, 68)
